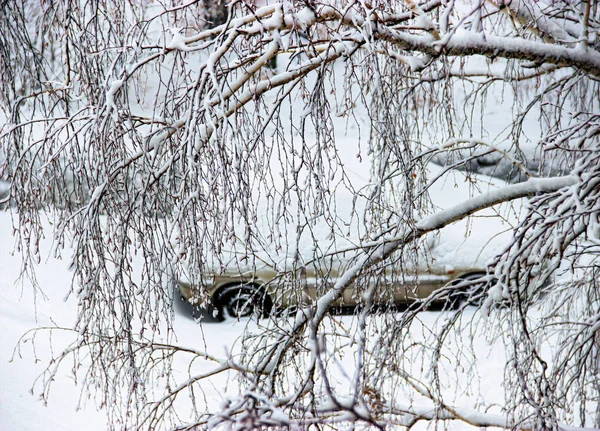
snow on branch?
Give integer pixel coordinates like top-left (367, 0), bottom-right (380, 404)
top-left (415, 175), bottom-right (578, 230)
top-left (2, 1), bottom-right (599, 430)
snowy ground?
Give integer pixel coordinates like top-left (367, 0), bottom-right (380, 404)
top-left (0, 212), bottom-right (222, 429)
top-left (0, 200), bottom-right (515, 430)
top-left (0, 213), bottom-right (107, 430)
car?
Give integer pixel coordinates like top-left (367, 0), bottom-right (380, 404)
top-left (177, 166), bottom-right (530, 321)
top-left (177, 263), bottom-right (493, 321)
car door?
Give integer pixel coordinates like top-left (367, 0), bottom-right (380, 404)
top-left (390, 274), bottom-right (447, 303)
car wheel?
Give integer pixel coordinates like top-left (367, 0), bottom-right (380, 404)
top-left (215, 284), bottom-right (273, 321)
top-left (449, 273), bottom-right (489, 309)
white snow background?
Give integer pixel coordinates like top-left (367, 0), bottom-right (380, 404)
top-left (0, 166), bottom-right (522, 430)
top-left (0, 65), bottom-right (531, 431)
top-left (0, 3), bottom-right (559, 428)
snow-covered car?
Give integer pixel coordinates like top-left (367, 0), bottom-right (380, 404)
top-left (177, 263), bottom-right (492, 321)
top-left (177, 166), bottom-right (527, 321)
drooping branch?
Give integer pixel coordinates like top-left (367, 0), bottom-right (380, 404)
top-left (255, 174), bottom-right (579, 378)
top-left (2, 1), bottom-right (599, 430)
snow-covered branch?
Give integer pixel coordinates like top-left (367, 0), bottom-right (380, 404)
top-left (2, 1), bottom-right (599, 430)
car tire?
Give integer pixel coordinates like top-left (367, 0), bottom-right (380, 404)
top-left (214, 284), bottom-right (273, 321)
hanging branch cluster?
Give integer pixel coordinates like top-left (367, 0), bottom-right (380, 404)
top-left (1, 0), bottom-right (599, 429)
